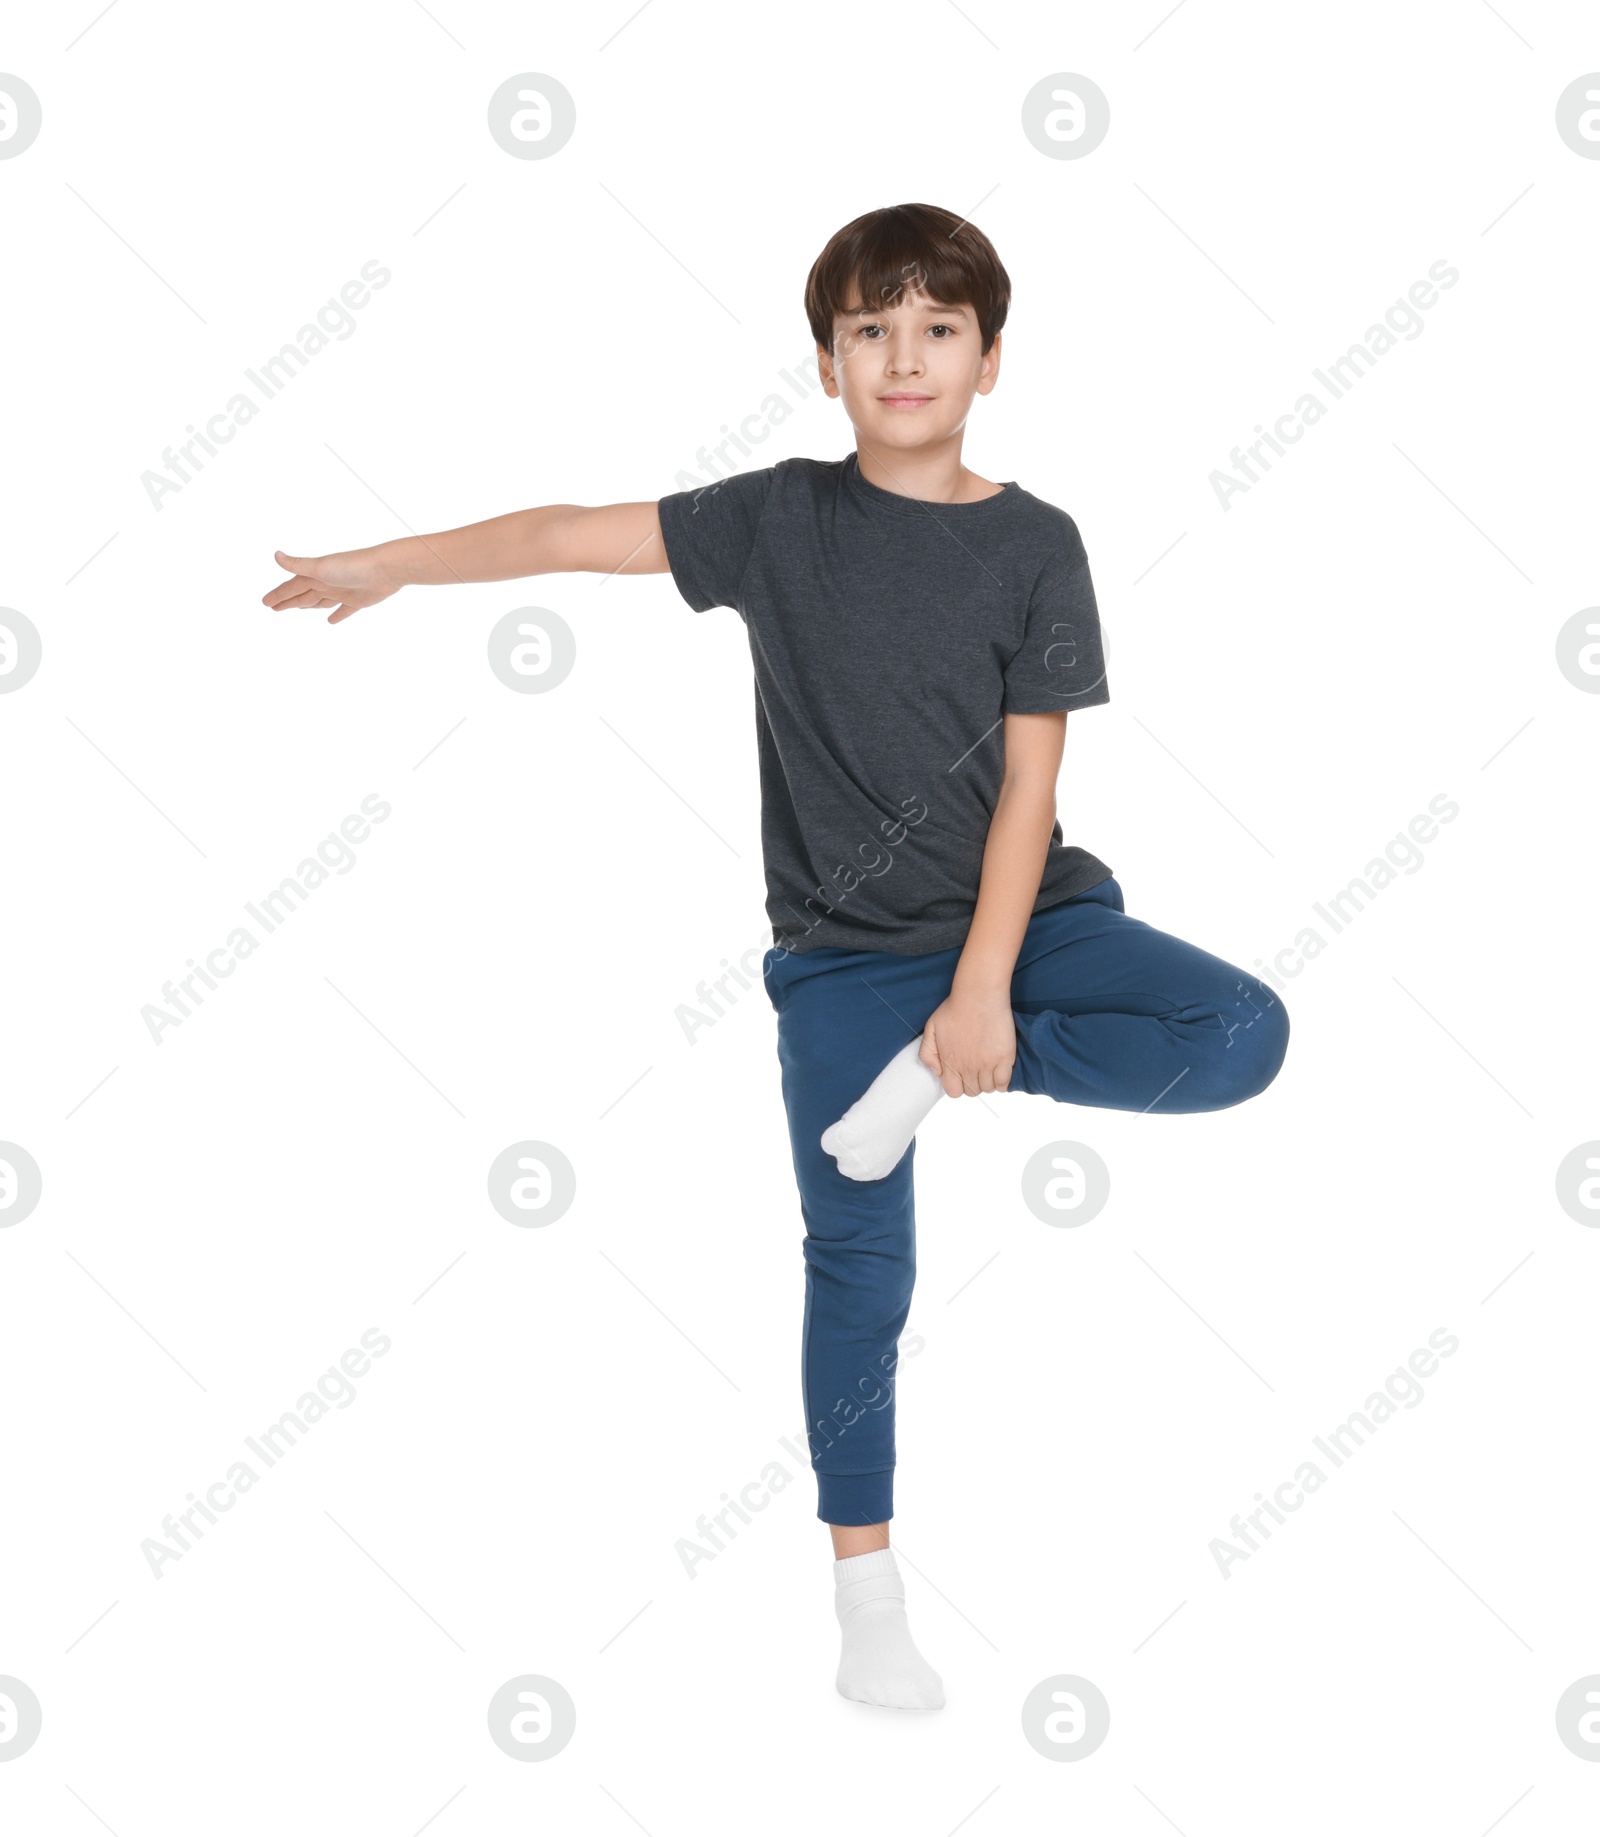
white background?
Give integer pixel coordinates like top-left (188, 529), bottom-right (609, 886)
top-left (2, 0), bottom-right (1597, 1829)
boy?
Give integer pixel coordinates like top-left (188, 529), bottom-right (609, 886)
top-left (264, 202), bottom-right (1289, 1712)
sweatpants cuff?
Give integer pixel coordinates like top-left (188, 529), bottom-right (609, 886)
top-left (816, 1466), bottom-right (894, 1527)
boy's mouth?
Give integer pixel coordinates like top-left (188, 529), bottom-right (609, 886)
top-left (880, 393), bottom-right (934, 408)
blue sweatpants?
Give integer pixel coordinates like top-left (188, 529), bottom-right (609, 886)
top-left (760, 876), bottom-right (1289, 1527)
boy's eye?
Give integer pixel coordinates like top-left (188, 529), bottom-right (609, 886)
top-left (857, 322), bottom-right (956, 339)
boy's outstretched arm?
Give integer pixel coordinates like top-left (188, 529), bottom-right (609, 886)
top-left (920, 710), bottom-right (1069, 1097)
top-left (263, 502), bottom-right (670, 624)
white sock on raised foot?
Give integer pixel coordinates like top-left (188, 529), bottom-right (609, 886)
top-left (833, 1547), bottom-right (944, 1711)
top-left (820, 1038), bottom-right (945, 1181)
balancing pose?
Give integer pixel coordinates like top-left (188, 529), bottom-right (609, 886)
top-left (264, 202), bottom-right (1289, 1712)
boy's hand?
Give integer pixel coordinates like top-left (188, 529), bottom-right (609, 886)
top-left (920, 990), bottom-right (1016, 1097)
top-left (263, 546), bottom-right (408, 624)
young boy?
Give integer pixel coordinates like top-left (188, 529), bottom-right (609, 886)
top-left (264, 201), bottom-right (1289, 1713)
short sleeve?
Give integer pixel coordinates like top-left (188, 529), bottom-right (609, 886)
top-left (1003, 518), bottom-right (1111, 714)
top-left (656, 466), bottom-right (776, 613)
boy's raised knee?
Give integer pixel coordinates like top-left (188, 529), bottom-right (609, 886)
top-left (1226, 993), bottom-right (1289, 1103)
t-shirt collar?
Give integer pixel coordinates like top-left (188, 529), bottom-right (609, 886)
top-left (841, 448), bottom-right (1021, 518)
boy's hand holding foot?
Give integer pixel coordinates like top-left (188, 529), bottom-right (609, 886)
top-left (816, 987), bottom-right (1015, 1184)
top-left (919, 986), bottom-right (1016, 1096)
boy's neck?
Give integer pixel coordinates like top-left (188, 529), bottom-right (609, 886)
top-left (853, 436), bottom-right (1003, 506)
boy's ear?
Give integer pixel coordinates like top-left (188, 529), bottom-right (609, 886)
top-left (817, 342), bottom-right (840, 397)
top-left (976, 329), bottom-right (1002, 396)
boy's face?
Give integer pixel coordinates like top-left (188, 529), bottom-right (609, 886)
top-left (818, 284), bottom-right (1001, 452)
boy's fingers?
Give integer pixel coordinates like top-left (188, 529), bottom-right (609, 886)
top-left (938, 1063), bottom-right (978, 1098)
top-left (264, 577), bottom-right (319, 607)
top-left (918, 1029), bottom-right (940, 1074)
top-left (329, 603), bottom-right (359, 624)
top-left (996, 1062), bottom-right (1013, 1091)
top-left (978, 1067), bottom-right (996, 1093)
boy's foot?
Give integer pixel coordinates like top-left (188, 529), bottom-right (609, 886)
top-left (833, 1547), bottom-right (945, 1710)
top-left (821, 1039), bottom-right (945, 1181)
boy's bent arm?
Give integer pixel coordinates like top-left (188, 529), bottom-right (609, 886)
top-left (920, 710), bottom-right (1068, 1097)
top-left (264, 501), bottom-right (669, 624)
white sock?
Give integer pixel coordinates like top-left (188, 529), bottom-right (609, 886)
top-left (832, 1547), bottom-right (945, 1711)
top-left (820, 1038), bottom-right (945, 1181)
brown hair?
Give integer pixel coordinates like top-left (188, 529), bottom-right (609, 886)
top-left (804, 202), bottom-right (1011, 356)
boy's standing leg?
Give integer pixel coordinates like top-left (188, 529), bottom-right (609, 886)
top-left (764, 941), bottom-right (952, 1712)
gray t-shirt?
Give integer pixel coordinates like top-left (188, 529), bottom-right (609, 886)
top-left (657, 450), bottom-right (1113, 956)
